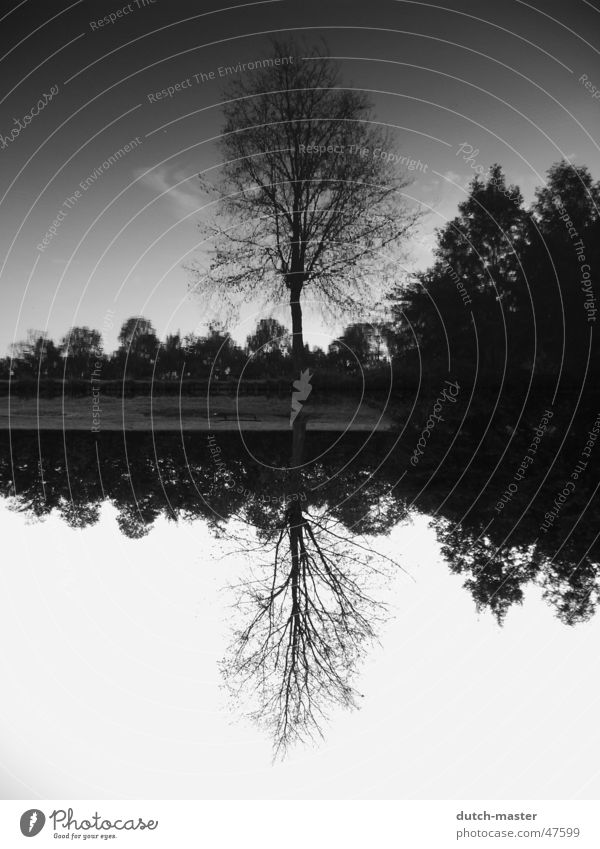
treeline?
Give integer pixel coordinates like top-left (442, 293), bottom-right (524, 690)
top-left (1, 315), bottom-right (390, 389)
top-left (4, 160), bottom-right (599, 394)
top-left (392, 160), bottom-right (600, 390)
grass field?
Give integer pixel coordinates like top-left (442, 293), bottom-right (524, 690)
top-left (0, 393), bottom-right (395, 430)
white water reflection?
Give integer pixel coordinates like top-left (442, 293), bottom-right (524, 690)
top-left (1, 501), bottom-right (599, 799)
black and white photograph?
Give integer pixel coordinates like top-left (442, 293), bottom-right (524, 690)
top-left (0, 0), bottom-right (599, 845)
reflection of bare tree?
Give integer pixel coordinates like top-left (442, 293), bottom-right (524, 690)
top-left (221, 416), bottom-right (398, 756)
top-left (222, 501), bottom-right (392, 755)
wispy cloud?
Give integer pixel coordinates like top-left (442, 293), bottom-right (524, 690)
top-left (442, 170), bottom-right (462, 184)
top-left (133, 164), bottom-right (205, 217)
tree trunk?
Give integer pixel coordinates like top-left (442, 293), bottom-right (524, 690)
top-left (292, 415), bottom-right (306, 467)
top-left (289, 279), bottom-right (304, 374)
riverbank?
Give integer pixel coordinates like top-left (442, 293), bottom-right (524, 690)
top-left (0, 394), bottom-right (394, 430)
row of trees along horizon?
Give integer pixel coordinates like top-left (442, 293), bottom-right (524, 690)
top-left (2, 314), bottom-right (391, 392)
top-left (4, 158), bottom-right (599, 397)
top-left (5, 38), bottom-right (599, 399)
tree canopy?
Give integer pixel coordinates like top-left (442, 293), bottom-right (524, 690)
top-left (189, 38), bottom-right (418, 370)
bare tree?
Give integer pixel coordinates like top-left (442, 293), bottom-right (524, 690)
top-left (189, 39), bottom-right (419, 372)
top-left (220, 420), bottom-right (402, 756)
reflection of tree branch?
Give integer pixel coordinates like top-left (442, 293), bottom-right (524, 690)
top-left (306, 511), bottom-right (415, 581)
top-left (221, 505), bottom-right (392, 758)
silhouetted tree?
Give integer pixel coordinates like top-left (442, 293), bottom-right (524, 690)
top-left (184, 324), bottom-right (245, 379)
top-left (116, 316), bottom-right (159, 378)
top-left (10, 330), bottom-right (63, 379)
top-left (328, 322), bottom-right (385, 373)
top-left (60, 326), bottom-right (103, 379)
top-left (526, 160), bottom-right (600, 378)
top-left (533, 160), bottom-right (599, 235)
top-left (189, 38), bottom-right (418, 374)
top-left (246, 318), bottom-right (290, 355)
top-left (158, 332), bottom-right (185, 379)
top-left (390, 165), bottom-right (530, 385)
top-left (243, 318), bottom-right (291, 377)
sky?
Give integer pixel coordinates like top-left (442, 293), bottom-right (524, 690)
top-left (1, 0), bottom-right (599, 354)
top-left (1, 500), bottom-right (599, 800)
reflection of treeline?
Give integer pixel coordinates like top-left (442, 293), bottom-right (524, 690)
top-left (3, 394), bottom-right (599, 626)
top-left (1, 429), bottom-right (399, 539)
top-left (410, 393), bottom-right (600, 627)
